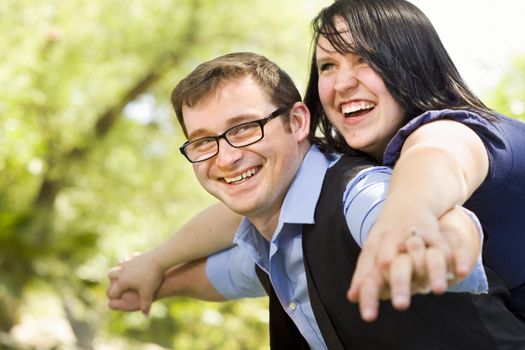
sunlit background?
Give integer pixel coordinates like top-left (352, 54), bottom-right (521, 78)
top-left (0, 0), bottom-right (523, 349)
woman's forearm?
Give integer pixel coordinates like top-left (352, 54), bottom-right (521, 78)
top-left (383, 146), bottom-right (468, 219)
top-left (382, 120), bottom-right (489, 219)
top-left (151, 202), bottom-right (242, 271)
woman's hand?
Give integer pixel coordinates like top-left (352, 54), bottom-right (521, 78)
top-left (348, 206), bottom-right (482, 321)
top-left (107, 251), bottom-right (166, 315)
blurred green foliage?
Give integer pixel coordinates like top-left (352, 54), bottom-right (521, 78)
top-left (0, 0), bottom-right (331, 348)
top-left (1, 0), bottom-right (524, 349)
top-left (487, 55), bottom-right (525, 122)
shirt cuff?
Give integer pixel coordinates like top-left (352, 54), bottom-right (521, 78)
top-left (205, 245), bottom-right (266, 299)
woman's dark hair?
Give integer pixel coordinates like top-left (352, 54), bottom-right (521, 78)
top-left (305, 0), bottom-right (495, 154)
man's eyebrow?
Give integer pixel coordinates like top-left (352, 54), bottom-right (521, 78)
top-left (227, 114), bottom-right (258, 126)
top-left (187, 113), bottom-right (260, 140)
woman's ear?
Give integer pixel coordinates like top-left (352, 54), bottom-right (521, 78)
top-left (288, 102), bottom-right (310, 142)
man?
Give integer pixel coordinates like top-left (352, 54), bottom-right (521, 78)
top-left (108, 52), bottom-right (525, 349)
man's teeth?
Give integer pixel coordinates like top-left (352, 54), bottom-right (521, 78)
top-left (224, 168), bottom-right (258, 184)
top-left (341, 102), bottom-right (375, 114)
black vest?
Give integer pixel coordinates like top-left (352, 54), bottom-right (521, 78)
top-left (257, 155), bottom-right (525, 349)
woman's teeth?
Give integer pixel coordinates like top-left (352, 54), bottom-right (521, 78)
top-left (224, 168), bottom-right (258, 184)
top-left (341, 102), bottom-right (375, 116)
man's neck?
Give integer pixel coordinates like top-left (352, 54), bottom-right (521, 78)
top-left (243, 142), bottom-right (312, 242)
top-left (249, 211), bottom-right (280, 242)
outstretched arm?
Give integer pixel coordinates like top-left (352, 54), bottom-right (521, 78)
top-left (375, 120), bottom-right (488, 260)
top-left (348, 119), bottom-right (489, 319)
top-left (107, 202), bottom-right (241, 314)
top-left (108, 258), bottom-right (226, 312)
top-left (108, 245), bottom-right (265, 312)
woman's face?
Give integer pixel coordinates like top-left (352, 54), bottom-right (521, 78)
top-left (316, 29), bottom-right (406, 159)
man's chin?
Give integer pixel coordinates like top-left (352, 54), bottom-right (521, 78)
top-left (221, 200), bottom-right (257, 217)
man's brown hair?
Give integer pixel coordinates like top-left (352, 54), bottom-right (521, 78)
top-left (171, 52), bottom-right (301, 137)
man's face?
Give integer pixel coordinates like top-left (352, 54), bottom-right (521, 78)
top-left (182, 76), bottom-right (305, 225)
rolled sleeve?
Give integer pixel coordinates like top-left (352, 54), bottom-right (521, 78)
top-left (205, 245), bottom-right (266, 299)
top-left (343, 166), bottom-right (391, 246)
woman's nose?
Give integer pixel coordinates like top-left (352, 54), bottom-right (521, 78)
top-left (334, 68), bottom-right (358, 93)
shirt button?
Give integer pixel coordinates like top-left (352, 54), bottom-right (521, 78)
top-left (289, 301), bottom-right (297, 311)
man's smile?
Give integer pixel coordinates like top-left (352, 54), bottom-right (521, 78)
top-left (223, 166), bottom-right (261, 184)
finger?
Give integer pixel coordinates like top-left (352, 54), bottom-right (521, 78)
top-left (106, 283), bottom-right (113, 298)
top-left (374, 229), bottom-right (408, 270)
top-left (106, 276), bottom-right (119, 298)
top-left (356, 273), bottom-right (384, 322)
top-left (425, 248), bottom-right (447, 294)
top-left (140, 296), bottom-right (154, 316)
top-left (108, 290), bottom-right (142, 312)
top-left (389, 254), bottom-right (412, 310)
top-left (453, 246), bottom-right (477, 278)
top-left (107, 265), bottom-right (122, 281)
top-left (438, 207), bottom-right (482, 278)
top-left (414, 282), bottom-right (432, 295)
top-left (108, 298), bottom-right (140, 312)
top-left (422, 231), bottom-right (453, 263)
top-left (378, 226), bottom-right (452, 270)
top-left (446, 228), bottom-right (479, 279)
top-left (348, 246), bottom-right (379, 302)
top-left (107, 280), bottom-right (125, 299)
top-left (405, 235), bottom-right (426, 279)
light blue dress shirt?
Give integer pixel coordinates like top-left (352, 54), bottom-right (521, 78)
top-left (206, 145), bottom-right (488, 350)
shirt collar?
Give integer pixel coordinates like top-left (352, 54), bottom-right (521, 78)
top-left (234, 145), bottom-right (340, 244)
top-left (280, 145), bottom-right (338, 225)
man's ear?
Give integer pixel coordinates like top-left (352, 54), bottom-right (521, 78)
top-left (288, 102), bottom-right (310, 142)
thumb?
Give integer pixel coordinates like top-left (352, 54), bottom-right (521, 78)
top-left (140, 296), bottom-right (153, 316)
top-left (107, 281), bottom-right (125, 299)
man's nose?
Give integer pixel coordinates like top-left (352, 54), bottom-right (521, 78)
top-left (214, 138), bottom-right (243, 168)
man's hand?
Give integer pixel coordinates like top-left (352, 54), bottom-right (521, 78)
top-left (108, 289), bottom-right (142, 312)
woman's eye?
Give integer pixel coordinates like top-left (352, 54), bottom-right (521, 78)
top-left (318, 63), bottom-right (334, 72)
top-left (354, 55), bottom-right (368, 67)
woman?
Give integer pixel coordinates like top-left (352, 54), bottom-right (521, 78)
top-left (108, 0), bottom-right (525, 322)
top-left (304, 0), bottom-right (525, 322)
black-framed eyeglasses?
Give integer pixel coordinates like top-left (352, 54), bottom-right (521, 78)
top-left (180, 107), bottom-right (289, 163)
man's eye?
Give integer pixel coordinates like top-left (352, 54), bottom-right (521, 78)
top-left (191, 138), bottom-right (215, 150)
top-left (229, 123), bottom-right (257, 137)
